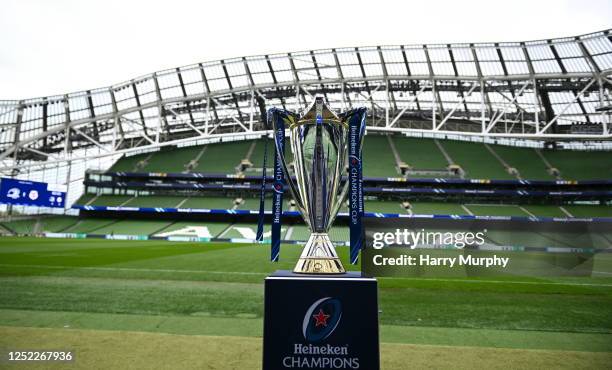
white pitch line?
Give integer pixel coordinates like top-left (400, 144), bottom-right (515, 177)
top-left (1, 264), bottom-right (611, 287)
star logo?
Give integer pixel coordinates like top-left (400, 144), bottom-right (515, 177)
top-left (312, 309), bottom-right (330, 327)
top-left (302, 298), bottom-right (342, 342)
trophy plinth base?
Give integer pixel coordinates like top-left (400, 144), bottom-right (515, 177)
top-left (293, 233), bottom-right (345, 274)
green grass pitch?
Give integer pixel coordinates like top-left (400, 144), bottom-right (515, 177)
top-left (0, 237), bottom-right (611, 369)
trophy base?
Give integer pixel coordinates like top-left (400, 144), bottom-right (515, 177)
top-left (263, 270), bottom-right (380, 369)
top-left (293, 233), bottom-right (345, 274)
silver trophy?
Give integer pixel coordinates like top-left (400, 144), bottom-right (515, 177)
top-left (273, 96), bottom-right (363, 274)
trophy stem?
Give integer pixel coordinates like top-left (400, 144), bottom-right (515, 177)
top-left (293, 233), bottom-right (345, 274)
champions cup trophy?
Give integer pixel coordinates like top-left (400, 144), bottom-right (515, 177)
top-left (262, 96), bottom-right (379, 370)
top-left (270, 95), bottom-right (366, 274)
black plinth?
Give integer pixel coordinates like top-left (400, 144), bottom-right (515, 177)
top-left (262, 270), bottom-right (379, 370)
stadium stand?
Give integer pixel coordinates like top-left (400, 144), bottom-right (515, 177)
top-left (107, 136), bottom-right (611, 181)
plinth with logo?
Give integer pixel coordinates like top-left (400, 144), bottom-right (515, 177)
top-left (263, 271), bottom-right (379, 370)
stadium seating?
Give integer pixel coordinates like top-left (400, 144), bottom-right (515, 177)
top-left (288, 225), bottom-right (311, 241)
top-left (146, 146), bottom-right (204, 173)
top-left (181, 197), bottom-right (237, 209)
top-left (563, 205), bottom-right (612, 218)
top-left (361, 136), bottom-right (399, 177)
top-left (128, 196), bottom-right (187, 208)
top-left (92, 220), bottom-right (172, 235)
top-left (108, 153), bottom-right (147, 172)
top-left (491, 146), bottom-right (552, 180)
top-left (156, 221), bottom-right (230, 238)
top-left (437, 141), bottom-right (513, 179)
top-left (72, 192), bottom-right (611, 219)
top-left (408, 202), bottom-right (467, 215)
top-left (2, 201), bottom-right (609, 239)
top-left (288, 225), bottom-right (348, 243)
top-left (193, 141), bottom-right (253, 173)
top-left (89, 195), bottom-right (135, 206)
top-left (483, 229), bottom-right (600, 249)
top-left (364, 200), bottom-right (406, 214)
top-left (64, 218), bottom-right (122, 234)
top-left (520, 205), bottom-right (567, 217)
top-left (540, 149), bottom-right (612, 180)
top-left (75, 194), bottom-right (295, 211)
top-left (0, 216), bottom-right (79, 235)
top-left (107, 135), bottom-right (611, 181)
top-left (392, 137), bottom-right (449, 173)
top-left (221, 223), bottom-right (272, 239)
top-left (248, 140), bottom-right (269, 173)
top-left (466, 204), bottom-right (529, 217)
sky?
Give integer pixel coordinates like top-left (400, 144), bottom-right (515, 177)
top-left (0, 0), bottom-right (610, 100)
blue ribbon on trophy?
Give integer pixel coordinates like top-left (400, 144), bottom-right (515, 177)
top-left (255, 112), bottom-right (270, 243)
top-left (270, 109), bottom-right (286, 262)
top-left (345, 108), bottom-right (367, 265)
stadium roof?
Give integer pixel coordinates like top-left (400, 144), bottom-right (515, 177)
top-left (0, 29), bottom-right (611, 171)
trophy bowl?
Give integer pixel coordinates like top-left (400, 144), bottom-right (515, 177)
top-left (272, 96), bottom-right (354, 274)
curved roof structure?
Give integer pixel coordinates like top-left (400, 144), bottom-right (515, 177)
top-left (0, 29), bottom-right (611, 176)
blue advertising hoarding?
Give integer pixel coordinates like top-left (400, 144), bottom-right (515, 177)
top-left (0, 178), bottom-right (67, 208)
